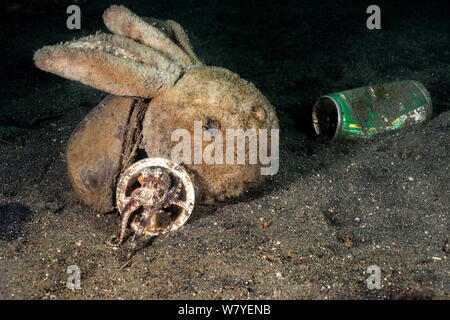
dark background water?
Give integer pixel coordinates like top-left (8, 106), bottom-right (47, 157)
top-left (0, 0), bottom-right (448, 299)
top-left (1, 0), bottom-right (449, 127)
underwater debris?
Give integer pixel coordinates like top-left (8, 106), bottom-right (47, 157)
top-left (312, 80), bottom-right (432, 140)
top-left (33, 5), bottom-right (279, 262)
top-left (114, 157), bottom-right (195, 262)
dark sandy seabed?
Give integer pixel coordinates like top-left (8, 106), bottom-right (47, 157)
top-left (0, 0), bottom-right (448, 299)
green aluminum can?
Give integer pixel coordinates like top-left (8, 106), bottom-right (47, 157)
top-left (312, 80), bottom-right (433, 140)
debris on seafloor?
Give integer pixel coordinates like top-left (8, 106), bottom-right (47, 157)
top-left (312, 80), bottom-right (433, 140)
top-left (34, 5), bottom-right (279, 212)
top-left (115, 158), bottom-right (195, 240)
top-left (113, 158), bottom-right (195, 264)
top-left (33, 5), bottom-right (279, 263)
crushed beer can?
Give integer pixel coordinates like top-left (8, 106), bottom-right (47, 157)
top-left (312, 80), bottom-right (433, 140)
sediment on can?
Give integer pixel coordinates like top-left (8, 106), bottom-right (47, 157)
top-left (312, 80), bottom-right (433, 141)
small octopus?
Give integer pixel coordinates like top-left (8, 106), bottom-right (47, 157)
top-left (111, 167), bottom-right (183, 265)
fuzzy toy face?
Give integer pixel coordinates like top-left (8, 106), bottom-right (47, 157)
top-left (142, 66), bottom-right (279, 203)
top-left (34, 5), bottom-right (279, 256)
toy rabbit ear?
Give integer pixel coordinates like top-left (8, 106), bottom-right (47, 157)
top-left (33, 33), bottom-right (182, 98)
top-left (141, 17), bottom-right (201, 65)
top-left (103, 5), bottom-right (201, 67)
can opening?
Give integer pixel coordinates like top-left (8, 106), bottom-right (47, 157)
top-left (312, 97), bottom-right (340, 140)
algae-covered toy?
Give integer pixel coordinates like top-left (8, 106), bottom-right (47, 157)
top-left (34, 5), bottom-right (279, 259)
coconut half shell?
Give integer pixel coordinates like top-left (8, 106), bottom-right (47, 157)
top-left (66, 95), bottom-right (135, 212)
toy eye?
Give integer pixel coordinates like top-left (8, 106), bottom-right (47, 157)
top-left (251, 106), bottom-right (265, 122)
top-left (204, 118), bottom-right (221, 131)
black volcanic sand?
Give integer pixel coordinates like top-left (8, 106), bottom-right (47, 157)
top-left (0, 0), bottom-right (448, 299)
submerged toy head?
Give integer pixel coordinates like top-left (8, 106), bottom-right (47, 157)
top-left (34, 5), bottom-right (279, 261)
